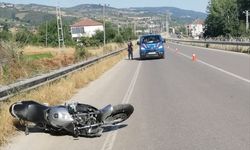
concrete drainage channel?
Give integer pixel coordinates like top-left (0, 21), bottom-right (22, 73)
top-left (0, 48), bottom-right (126, 101)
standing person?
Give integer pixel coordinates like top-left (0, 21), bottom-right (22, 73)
top-left (127, 39), bottom-right (133, 60)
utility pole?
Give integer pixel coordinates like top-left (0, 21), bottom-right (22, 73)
top-left (102, 4), bottom-right (106, 47)
top-left (45, 21), bottom-right (48, 47)
top-left (161, 17), bottom-right (164, 33)
top-left (44, 9), bottom-right (48, 47)
top-left (117, 23), bottom-right (120, 35)
top-left (56, 6), bottom-right (65, 49)
top-left (166, 14), bottom-right (169, 36)
top-left (133, 21), bottom-right (136, 36)
top-left (243, 10), bottom-right (249, 32)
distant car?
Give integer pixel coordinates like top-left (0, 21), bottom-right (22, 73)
top-left (137, 34), bottom-right (166, 59)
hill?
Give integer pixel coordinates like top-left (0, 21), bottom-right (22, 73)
top-left (130, 7), bottom-right (206, 20)
top-left (0, 3), bottom-right (207, 28)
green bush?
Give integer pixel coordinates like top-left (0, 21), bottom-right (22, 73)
top-left (74, 45), bottom-right (88, 61)
top-left (114, 34), bottom-right (124, 43)
top-left (15, 28), bottom-right (37, 47)
top-left (37, 20), bottom-right (75, 47)
top-left (120, 27), bottom-right (136, 41)
top-left (0, 30), bottom-right (12, 41)
top-left (79, 36), bottom-right (101, 47)
top-left (92, 30), bottom-right (104, 44)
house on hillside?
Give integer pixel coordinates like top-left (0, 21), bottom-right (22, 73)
top-left (70, 18), bottom-right (103, 40)
top-left (0, 3), bottom-right (14, 8)
top-left (187, 20), bottom-right (204, 39)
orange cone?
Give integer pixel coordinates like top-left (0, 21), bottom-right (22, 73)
top-left (192, 54), bottom-right (197, 61)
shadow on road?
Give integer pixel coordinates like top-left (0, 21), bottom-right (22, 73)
top-left (126, 57), bottom-right (164, 61)
top-left (13, 120), bottom-right (128, 138)
top-left (103, 124), bottom-right (127, 133)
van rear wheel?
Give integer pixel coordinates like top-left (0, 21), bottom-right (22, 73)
top-left (161, 54), bottom-right (165, 59)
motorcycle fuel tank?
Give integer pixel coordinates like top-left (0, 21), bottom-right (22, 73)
top-left (47, 106), bottom-right (74, 128)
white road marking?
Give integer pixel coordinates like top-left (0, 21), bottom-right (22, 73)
top-left (122, 62), bottom-right (142, 104)
top-left (176, 51), bottom-right (250, 83)
top-left (101, 61), bottom-right (142, 150)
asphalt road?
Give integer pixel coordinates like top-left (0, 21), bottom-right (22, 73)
top-left (2, 42), bottom-right (250, 150)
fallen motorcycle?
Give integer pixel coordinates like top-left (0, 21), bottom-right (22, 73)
top-left (9, 100), bottom-right (134, 137)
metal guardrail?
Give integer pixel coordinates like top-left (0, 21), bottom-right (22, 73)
top-left (0, 48), bottom-right (126, 101)
top-left (167, 38), bottom-right (250, 46)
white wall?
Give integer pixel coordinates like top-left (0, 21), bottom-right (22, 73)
top-left (189, 24), bottom-right (203, 38)
top-left (84, 25), bottom-right (104, 37)
top-left (71, 25), bottom-right (104, 39)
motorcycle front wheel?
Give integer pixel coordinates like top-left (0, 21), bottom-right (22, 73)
top-left (104, 104), bottom-right (134, 124)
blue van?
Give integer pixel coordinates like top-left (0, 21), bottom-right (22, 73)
top-left (137, 34), bottom-right (166, 59)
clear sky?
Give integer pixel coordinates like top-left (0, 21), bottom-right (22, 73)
top-left (0, 0), bottom-right (209, 12)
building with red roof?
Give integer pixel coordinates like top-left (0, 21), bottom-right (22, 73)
top-left (70, 18), bottom-right (104, 40)
top-left (187, 19), bottom-right (204, 39)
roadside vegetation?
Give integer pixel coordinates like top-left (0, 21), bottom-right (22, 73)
top-left (0, 13), bottom-right (138, 146)
top-left (204, 0), bottom-right (250, 38)
top-left (0, 19), bottom-right (136, 85)
top-left (0, 50), bottom-right (128, 146)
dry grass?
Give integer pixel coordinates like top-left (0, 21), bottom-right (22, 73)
top-left (86, 43), bottom-right (126, 56)
top-left (0, 50), bottom-right (127, 146)
top-left (22, 46), bottom-right (75, 56)
top-left (23, 43), bottom-right (126, 57)
top-left (0, 43), bottom-right (127, 85)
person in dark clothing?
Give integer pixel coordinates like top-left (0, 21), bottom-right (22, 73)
top-left (127, 40), bottom-right (133, 60)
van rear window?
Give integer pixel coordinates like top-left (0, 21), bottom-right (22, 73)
top-left (142, 36), bottom-right (161, 44)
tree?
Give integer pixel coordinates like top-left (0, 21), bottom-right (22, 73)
top-left (79, 36), bottom-right (101, 47)
top-left (114, 34), bottom-right (124, 43)
top-left (120, 27), bottom-right (134, 41)
top-left (0, 23), bottom-right (12, 41)
top-left (93, 30), bottom-right (104, 44)
top-left (37, 20), bottom-right (74, 47)
top-left (92, 22), bottom-right (124, 44)
top-left (2, 23), bottom-right (9, 31)
top-left (105, 22), bottom-right (117, 42)
top-left (204, 0), bottom-right (239, 37)
top-left (15, 28), bottom-right (37, 46)
top-left (0, 31), bottom-right (12, 41)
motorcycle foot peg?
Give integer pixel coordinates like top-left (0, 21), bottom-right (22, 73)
top-left (25, 126), bottom-right (29, 135)
top-left (73, 134), bottom-right (79, 138)
top-left (73, 129), bottom-right (79, 138)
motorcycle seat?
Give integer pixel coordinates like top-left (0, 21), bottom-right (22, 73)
top-left (22, 101), bottom-right (49, 123)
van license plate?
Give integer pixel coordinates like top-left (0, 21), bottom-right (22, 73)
top-left (148, 52), bottom-right (156, 55)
